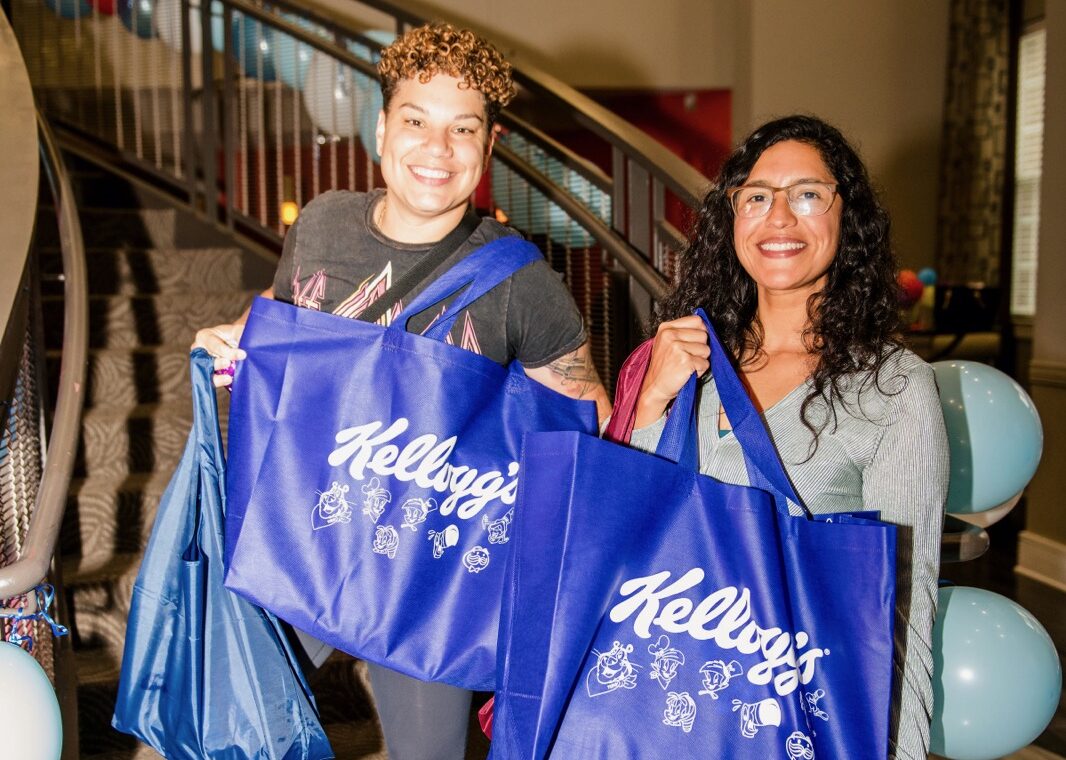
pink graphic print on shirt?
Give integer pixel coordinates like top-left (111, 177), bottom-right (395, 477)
top-left (292, 267), bottom-right (326, 311)
top-left (422, 304), bottom-right (482, 355)
top-left (333, 263), bottom-right (402, 325)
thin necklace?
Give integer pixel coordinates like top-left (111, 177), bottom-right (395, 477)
top-left (375, 194), bottom-right (388, 231)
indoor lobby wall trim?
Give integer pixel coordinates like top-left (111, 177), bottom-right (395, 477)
top-left (1016, 530), bottom-right (1066, 593)
top-left (1030, 359), bottom-right (1066, 388)
top-left (1018, 360), bottom-right (1066, 590)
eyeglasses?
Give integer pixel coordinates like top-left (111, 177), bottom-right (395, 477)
top-left (728, 182), bottom-right (839, 218)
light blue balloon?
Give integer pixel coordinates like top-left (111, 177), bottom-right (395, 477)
top-left (918, 266), bottom-right (937, 286)
top-left (44, 0), bottom-right (92, 20)
top-left (0, 642), bottom-right (63, 759)
top-left (932, 360), bottom-right (1042, 514)
top-left (931, 586), bottom-right (1061, 760)
top-left (232, 15), bottom-right (276, 82)
top-left (273, 15), bottom-right (323, 90)
top-left (153, 0), bottom-right (224, 55)
top-left (119, 0), bottom-right (155, 39)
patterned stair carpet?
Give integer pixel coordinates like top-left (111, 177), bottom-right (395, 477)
top-left (42, 153), bottom-right (492, 759)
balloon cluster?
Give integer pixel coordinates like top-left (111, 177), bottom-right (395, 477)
top-left (929, 361), bottom-right (1059, 759)
top-left (898, 266), bottom-right (937, 329)
top-left (42, 0), bottom-right (389, 152)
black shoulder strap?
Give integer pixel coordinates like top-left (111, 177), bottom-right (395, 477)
top-left (359, 206), bottom-right (482, 324)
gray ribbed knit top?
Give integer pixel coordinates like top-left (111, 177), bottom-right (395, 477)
top-left (630, 347), bottom-right (949, 760)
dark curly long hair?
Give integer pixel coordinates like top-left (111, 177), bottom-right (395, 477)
top-left (654, 114), bottom-right (904, 445)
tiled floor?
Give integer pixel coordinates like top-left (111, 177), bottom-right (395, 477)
top-left (939, 504), bottom-right (1066, 760)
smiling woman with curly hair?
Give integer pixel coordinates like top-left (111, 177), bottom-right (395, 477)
top-left (193, 19), bottom-right (610, 760)
top-left (631, 115), bottom-right (950, 760)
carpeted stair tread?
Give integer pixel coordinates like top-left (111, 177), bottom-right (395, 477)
top-left (38, 246), bottom-right (249, 296)
top-left (42, 291), bottom-right (257, 349)
top-left (35, 206), bottom-right (251, 249)
top-left (73, 398), bottom-right (234, 481)
top-left (61, 471), bottom-right (175, 566)
top-left (47, 344), bottom-right (205, 408)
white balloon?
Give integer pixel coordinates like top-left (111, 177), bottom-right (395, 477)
top-left (155, 0), bottom-right (224, 56)
top-left (302, 50), bottom-right (368, 139)
top-left (0, 643), bottom-right (62, 760)
top-left (954, 492), bottom-right (1022, 528)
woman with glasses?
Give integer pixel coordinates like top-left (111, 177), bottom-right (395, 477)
top-left (629, 115), bottom-right (949, 760)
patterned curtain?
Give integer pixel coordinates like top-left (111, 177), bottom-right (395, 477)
top-left (936, 0), bottom-right (1011, 285)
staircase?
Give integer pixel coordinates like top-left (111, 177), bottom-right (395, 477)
top-left (38, 154), bottom-right (492, 758)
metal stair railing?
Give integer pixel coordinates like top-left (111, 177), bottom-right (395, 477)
top-left (0, 111), bottom-right (89, 604)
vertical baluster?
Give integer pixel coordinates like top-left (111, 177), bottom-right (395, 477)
top-left (312, 133), bottom-right (321, 198)
top-left (255, 22), bottom-right (267, 225)
top-left (238, 14), bottom-right (249, 216)
top-left (612, 145), bottom-right (625, 236)
top-left (222, 3), bottom-right (236, 227)
top-left (170, 0), bottom-right (182, 180)
top-left (294, 65), bottom-right (303, 210)
top-left (113, 4), bottom-right (124, 150)
top-left (151, 7), bottom-right (163, 170)
top-left (578, 176), bottom-right (591, 365)
top-left (602, 266), bottom-right (613, 394)
top-left (329, 87), bottom-right (338, 190)
top-left (626, 158), bottom-right (651, 258)
top-left (523, 141), bottom-right (533, 241)
top-left (348, 66), bottom-right (356, 191)
top-left (72, 0), bottom-right (81, 52)
top-left (274, 37), bottom-right (284, 234)
top-left (200, 0), bottom-right (218, 217)
top-left (93, 0), bottom-right (103, 137)
top-left (132, 0), bottom-right (143, 160)
top-left (364, 108), bottom-right (373, 190)
top-left (652, 177), bottom-right (665, 274)
top-left (180, 0), bottom-right (195, 189)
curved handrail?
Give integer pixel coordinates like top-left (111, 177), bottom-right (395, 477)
top-left (0, 112), bottom-right (88, 601)
top-left (508, 60), bottom-right (711, 209)
top-left (493, 141), bottom-right (668, 300)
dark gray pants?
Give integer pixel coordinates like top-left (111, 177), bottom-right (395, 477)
top-left (366, 662), bottom-right (472, 760)
top-left (289, 626), bottom-right (472, 760)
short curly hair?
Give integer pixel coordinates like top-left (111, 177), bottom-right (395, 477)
top-left (377, 23), bottom-right (517, 127)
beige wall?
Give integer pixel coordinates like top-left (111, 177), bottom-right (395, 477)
top-left (308, 0), bottom-right (949, 270)
top-left (1025, 0), bottom-right (1066, 550)
top-left (744, 1), bottom-right (950, 270)
top-left (305, 0), bottom-right (745, 89)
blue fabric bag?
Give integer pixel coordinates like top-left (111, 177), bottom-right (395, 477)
top-left (490, 310), bottom-right (898, 759)
top-left (223, 238), bottom-right (598, 691)
top-left (112, 349), bottom-right (333, 759)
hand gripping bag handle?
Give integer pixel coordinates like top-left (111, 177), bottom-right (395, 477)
top-left (392, 237), bottom-right (542, 342)
top-left (657, 308), bottom-right (807, 515)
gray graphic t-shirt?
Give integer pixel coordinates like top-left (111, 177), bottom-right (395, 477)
top-left (273, 189), bottom-right (586, 367)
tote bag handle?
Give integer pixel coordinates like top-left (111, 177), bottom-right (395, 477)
top-left (657, 309), bottom-right (807, 515)
top-left (392, 237), bottom-right (542, 342)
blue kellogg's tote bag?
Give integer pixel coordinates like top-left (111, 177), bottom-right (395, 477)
top-left (490, 310), bottom-right (898, 759)
top-left (113, 349), bottom-right (333, 759)
top-left (223, 238), bottom-right (598, 691)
